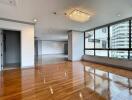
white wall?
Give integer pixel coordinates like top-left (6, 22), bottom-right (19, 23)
top-left (68, 32), bottom-right (72, 60)
top-left (83, 55), bottom-right (132, 70)
top-left (68, 30), bottom-right (84, 61)
top-left (0, 20), bottom-right (35, 68)
top-left (40, 41), bottom-right (67, 55)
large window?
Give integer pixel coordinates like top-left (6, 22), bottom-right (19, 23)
top-left (84, 19), bottom-right (132, 60)
top-left (95, 27), bottom-right (108, 49)
top-left (85, 31), bottom-right (94, 48)
top-left (110, 21), bottom-right (129, 49)
top-left (95, 50), bottom-right (108, 57)
top-left (85, 50), bottom-right (94, 56)
top-left (109, 50), bottom-right (128, 59)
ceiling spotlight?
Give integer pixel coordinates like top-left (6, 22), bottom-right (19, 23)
top-left (33, 18), bottom-right (38, 23)
top-left (66, 9), bottom-right (90, 22)
top-left (117, 14), bottom-right (121, 17)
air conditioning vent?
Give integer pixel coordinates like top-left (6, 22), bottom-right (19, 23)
top-left (0, 0), bottom-right (16, 6)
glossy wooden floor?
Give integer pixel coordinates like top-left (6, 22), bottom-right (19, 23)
top-left (0, 61), bottom-right (132, 100)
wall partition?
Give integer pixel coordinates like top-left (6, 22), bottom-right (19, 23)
top-left (0, 19), bottom-right (35, 68)
top-left (84, 19), bottom-right (132, 60)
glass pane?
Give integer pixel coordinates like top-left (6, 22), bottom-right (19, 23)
top-left (130, 51), bottom-right (132, 59)
top-left (110, 21), bottom-right (129, 48)
top-left (95, 27), bottom-right (108, 48)
top-left (85, 50), bottom-right (94, 55)
top-left (85, 31), bottom-right (94, 48)
top-left (95, 50), bottom-right (108, 57)
top-left (109, 50), bottom-right (128, 59)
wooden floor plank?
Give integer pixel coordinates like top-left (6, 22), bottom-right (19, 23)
top-left (0, 61), bottom-right (132, 100)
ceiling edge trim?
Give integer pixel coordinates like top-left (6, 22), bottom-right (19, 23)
top-left (0, 17), bottom-right (35, 25)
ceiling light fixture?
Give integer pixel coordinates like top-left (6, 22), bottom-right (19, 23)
top-left (66, 9), bottom-right (90, 22)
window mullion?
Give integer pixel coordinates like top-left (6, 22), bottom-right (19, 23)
top-left (94, 29), bottom-right (95, 56)
top-left (108, 26), bottom-right (110, 57)
top-left (84, 32), bottom-right (86, 55)
top-left (128, 20), bottom-right (131, 59)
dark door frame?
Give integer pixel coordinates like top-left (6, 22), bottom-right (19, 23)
top-left (2, 30), bottom-right (21, 69)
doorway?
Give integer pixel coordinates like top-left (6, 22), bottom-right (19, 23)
top-left (2, 30), bottom-right (21, 70)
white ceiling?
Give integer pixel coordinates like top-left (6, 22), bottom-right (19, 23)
top-left (0, 0), bottom-right (132, 41)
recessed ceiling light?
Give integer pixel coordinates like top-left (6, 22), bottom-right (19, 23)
top-left (117, 14), bottom-right (121, 17)
top-left (66, 9), bottom-right (90, 23)
top-left (33, 18), bottom-right (38, 23)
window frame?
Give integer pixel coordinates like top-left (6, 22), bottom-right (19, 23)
top-left (84, 19), bottom-right (132, 60)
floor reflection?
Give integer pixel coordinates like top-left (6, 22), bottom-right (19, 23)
top-left (36, 54), bottom-right (68, 65)
top-left (84, 66), bottom-right (132, 100)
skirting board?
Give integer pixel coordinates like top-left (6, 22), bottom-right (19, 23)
top-left (82, 55), bottom-right (132, 71)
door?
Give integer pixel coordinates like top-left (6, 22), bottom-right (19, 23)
top-left (3, 30), bottom-right (21, 67)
